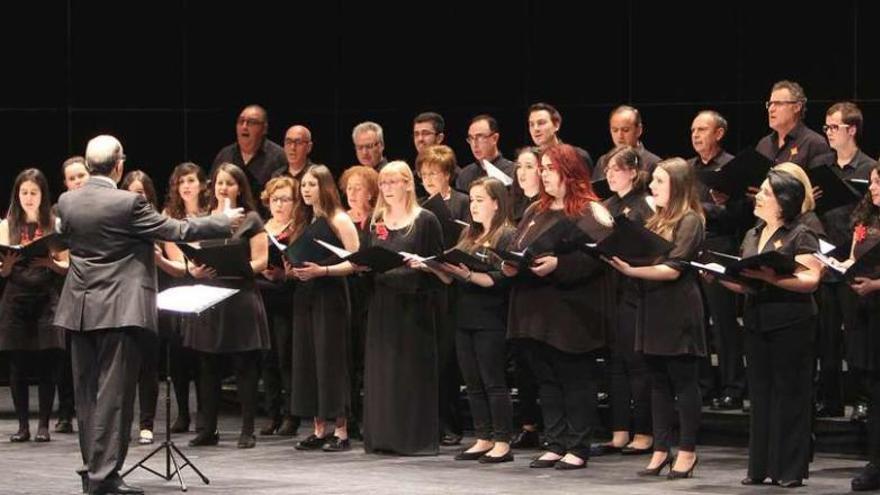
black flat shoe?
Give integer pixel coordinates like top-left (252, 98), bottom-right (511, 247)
top-left (276, 416), bottom-right (299, 437)
top-left (852, 403), bottom-right (869, 423)
top-left (637, 455), bottom-right (673, 476)
top-left (555, 458), bottom-right (587, 470)
top-left (590, 443), bottom-right (622, 456)
top-left (479, 451), bottom-right (514, 464)
top-left (10, 429), bottom-right (30, 442)
top-left (55, 418), bottom-right (74, 434)
top-left (455, 447), bottom-right (492, 461)
top-left (188, 430), bottom-right (219, 447)
top-left (511, 429), bottom-right (540, 449)
top-left (621, 445), bottom-right (653, 455)
top-left (667, 456), bottom-right (698, 479)
top-left (259, 417), bottom-right (281, 436)
top-left (322, 436), bottom-right (351, 452)
top-left (529, 455), bottom-right (561, 468)
top-left (34, 428), bottom-right (51, 442)
top-left (776, 479), bottom-right (803, 488)
top-left (170, 416), bottom-right (190, 433)
top-left (853, 463), bottom-right (880, 491)
top-left (90, 479), bottom-right (145, 494)
top-left (711, 395), bottom-right (743, 411)
top-left (295, 433), bottom-right (329, 451)
top-left (741, 477), bottom-right (767, 485)
top-left (441, 431), bottom-right (463, 446)
top-left (237, 433), bottom-right (256, 449)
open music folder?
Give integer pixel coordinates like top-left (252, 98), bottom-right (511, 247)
top-left (157, 285), bottom-right (239, 314)
top-left (0, 232), bottom-right (65, 259)
top-left (176, 238), bottom-right (252, 278)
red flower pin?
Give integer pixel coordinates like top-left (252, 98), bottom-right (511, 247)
top-left (375, 222), bottom-right (389, 241)
top-left (855, 224), bottom-right (868, 244)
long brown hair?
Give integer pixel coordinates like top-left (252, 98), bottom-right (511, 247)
top-left (645, 157), bottom-right (704, 240)
top-left (536, 144), bottom-right (597, 217)
top-left (456, 177), bottom-right (512, 253)
top-left (851, 162), bottom-right (880, 229)
top-left (165, 162), bottom-right (209, 219)
top-left (290, 165), bottom-right (343, 240)
top-left (209, 163), bottom-right (257, 213)
top-left (121, 170), bottom-right (158, 210)
top-left (7, 168), bottom-right (54, 244)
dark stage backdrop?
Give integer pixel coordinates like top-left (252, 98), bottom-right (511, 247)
top-left (1, 0), bottom-right (878, 207)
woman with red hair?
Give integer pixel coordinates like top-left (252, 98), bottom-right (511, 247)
top-left (504, 143), bottom-right (611, 470)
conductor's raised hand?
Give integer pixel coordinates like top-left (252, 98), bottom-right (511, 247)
top-left (222, 198), bottom-right (245, 231)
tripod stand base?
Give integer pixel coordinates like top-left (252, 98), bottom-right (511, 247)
top-left (122, 439), bottom-right (210, 492)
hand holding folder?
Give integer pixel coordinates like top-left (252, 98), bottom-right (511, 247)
top-left (315, 239), bottom-right (408, 273)
top-left (176, 238), bottom-right (252, 278)
top-left (806, 165), bottom-right (862, 214)
top-left (420, 194), bottom-right (467, 247)
top-left (580, 215), bottom-right (675, 266)
top-left (268, 217), bottom-right (339, 268)
top-left (696, 149), bottom-right (773, 198)
top-left (814, 240), bottom-right (880, 281)
top-left (0, 232), bottom-right (65, 259)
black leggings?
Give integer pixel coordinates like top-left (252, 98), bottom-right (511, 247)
top-left (608, 301), bottom-right (652, 435)
top-left (645, 354), bottom-right (701, 452)
top-left (456, 328), bottom-right (512, 442)
top-left (9, 350), bottom-right (61, 430)
top-left (197, 350), bottom-right (260, 436)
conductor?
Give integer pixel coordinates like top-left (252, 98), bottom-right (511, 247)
top-left (54, 135), bottom-right (243, 495)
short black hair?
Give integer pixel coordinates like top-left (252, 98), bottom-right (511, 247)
top-left (413, 112), bottom-right (445, 134)
top-left (767, 169), bottom-right (805, 223)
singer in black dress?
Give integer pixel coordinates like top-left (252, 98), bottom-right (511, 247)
top-left (361, 161), bottom-right (444, 456)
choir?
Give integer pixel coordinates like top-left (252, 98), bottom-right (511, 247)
top-left (5, 81), bottom-right (880, 493)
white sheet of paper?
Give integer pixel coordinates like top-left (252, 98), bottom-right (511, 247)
top-left (481, 159), bottom-right (514, 186)
top-left (315, 239), bottom-right (352, 258)
top-left (818, 239), bottom-right (836, 255)
top-left (157, 285), bottom-right (239, 314)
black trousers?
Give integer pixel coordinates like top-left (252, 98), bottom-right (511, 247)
top-left (745, 317), bottom-right (815, 482)
top-left (456, 328), bottom-right (512, 442)
top-left (815, 282), bottom-right (857, 409)
top-left (608, 301), bottom-right (652, 434)
top-left (56, 333), bottom-right (76, 421)
top-left (645, 354), bottom-right (701, 452)
top-left (261, 307), bottom-right (293, 420)
top-left (197, 350), bottom-right (260, 436)
top-left (867, 370), bottom-right (880, 465)
top-left (701, 278), bottom-right (746, 399)
top-left (9, 349), bottom-right (61, 429)
top-left (511, 343), bottom-right (541, 426)
top-left (523, 340), bottom-right (598, 459)
top-left (71, 328), bottom-right (143, 485)
top-left (136, 332), bottom-right (159, 430)
top-left (437, 290), bottom-right (463, 437)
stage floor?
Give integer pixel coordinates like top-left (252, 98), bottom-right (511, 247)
top-left (0, 388), bottom-right (867, 494)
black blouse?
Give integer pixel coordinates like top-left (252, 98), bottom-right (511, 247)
top-left (454, 228), bottom-right (515, 332)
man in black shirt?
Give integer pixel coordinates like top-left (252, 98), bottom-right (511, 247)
top-left (272, 124), bottom-right (315, 182)
top-left (809, 102), bottom-right (875, 419)
top-left (755, 80), bottom-right (830, 167)
top-left (592, 105), bottom-right (661, 180)
top-left (527, 102), bottom-right (593, 172)
top-left (352, 121), bottom-right (388, 171)
top-left (688, 110), bottom-right (746, 411)
top-left (212, 104), bottom-right (287, 194)
top-left (413, 112), bottom-right (446, 155)
top-left (454, 114), bottom-right (515, 192)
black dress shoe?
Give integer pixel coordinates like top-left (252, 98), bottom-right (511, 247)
top-left (555, 458), bottom-right (587, 470)
top-left (55, 418), bottom-right (74, 434)
top-left (276, 416), bottom-right (299, 437)
top-left (637, 455), bottom-right (673, 476)
top-left (259, 418), bottom-right (280, 436)
top-left (295, 433), bottom-right (329, 451)
top-left (510, 429), bottom-right (540, 449)
top-left (741, 477), bottom-right (767, 485)
top-left (34, 427), bottom-right (51, 442)
top-left (479, 451), bottom-right (514, 464)
top-left (237, 433), bottom-right (256, 449)
top-left (455, 447), bottom-right (492, 461)
top-left (188, 430), bottom-right (219, 447)
top-left (529, 455), bottom-right (561, 468)
top-left (621, 445), bottom-right (653, 455)
top-left (853, 463), bottom-right (880, 491)
top-left (589, 443), bottom-right (622, 456)
top-left (775, 479), bottom-right (803, 488)
top-left (852, 403), bottom-right (869, 423)
top-left (90, 480), bottom-right (145, 495)
top-left (322, 436), bottom-right (351, 452)
top-left (815, 403), bottom-right (844, 418)
top-left (79, 471), bottom-right (89, 493)
top-left (440, 431), bottom-right (463, 446)
top-left (170, 415), bottom-right (190, 433)
top-left (667, 456), bottom-right (698, 479)
top-left (710, 395), bottom-right (744, 411)
top-left (10, 429), bottom-right (30, 442)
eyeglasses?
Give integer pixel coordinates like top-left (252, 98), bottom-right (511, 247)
top-left (237, 117), bottom-right (265, 127)
top-left (413, 130), bottom-right (437, 138)
top-left (119, 154), bottom-right (127, 162)
top-left (270, 196), bottom-right (294, 204)
top-left (764, 100), bottom-right (800, 109)
top-left (378, 179), bottom-right (406, 188)
top-left (355, 141), bottom-right (381, 152)
top-left (420, 171), bottom-right (444, 179)
top-left (822, 123), bottom-right (851, 133)
top-left (284, 138), bottom-right (311, 147)
top-left (466, 132), bottom-right (496, 145)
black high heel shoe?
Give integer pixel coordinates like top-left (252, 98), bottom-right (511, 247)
top-left (637, 454), bottom-right (673, 476)
top-left (188, 430), bottom-right (219, 447)
top-left (668, 455), bottom-right (698, 479)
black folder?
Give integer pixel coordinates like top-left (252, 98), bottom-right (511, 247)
top-left (816, 241), bottom-right (880, 281)
top-left (420, 194), bottom-right (467, 247)
top-left (277, 217), bottom-right (341, 267)
top-left (435, 248), bottom-right (495, 272)
top-left (580, 215), bottom-right (675, 266)
top-left (344, 246), bottom-right (407, 273)
top-left (488, 217), bottom-right (586, 267)
top-left (0, 233), bottom-right (64, 259)
top-left (806, 165), bottom-right (862, 214)
top-left (848, 178), bottom-right (870, 196)
top-left (591, 178), bottom-right (612, 201)
top-left (696, 149), bottom-right (773, 198)
top-left (707, 249), bottom-right (803, 276)
top-left (177, 238), bottom-right (252, 278)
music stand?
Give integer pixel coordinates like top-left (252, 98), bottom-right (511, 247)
top-left (122, 285), bottom-right (238, 491)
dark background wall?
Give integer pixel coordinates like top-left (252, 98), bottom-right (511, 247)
top-left (1, 0), bottom-right (878, 206)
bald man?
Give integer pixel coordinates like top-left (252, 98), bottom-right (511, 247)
top-left (272, 125), bottom-right (315, 182)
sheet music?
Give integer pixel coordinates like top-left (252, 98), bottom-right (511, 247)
top-left (315, 239), bottom-right (352, 258)
top-left (157, 285), bottom-right (239, 314)
top-left (481, 159), bottom-right (514, 186)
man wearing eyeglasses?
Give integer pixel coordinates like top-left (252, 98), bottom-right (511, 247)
top-left (272, 125), bottom-right (315, 182)
top-left (352, 121), bottom-right (388, 170)
top-left (212, 104), bottom-right (287, 193)
top-left (807, 102), bottom-right (875, 424)
top-left (591, 105), bottom-right (661, 180)
top-left (454, 114), bottom-right (515, 192)
top-left (413, 112), bottom-right (446, 154)
top-left (755, 80), bottom-right (830, 166)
